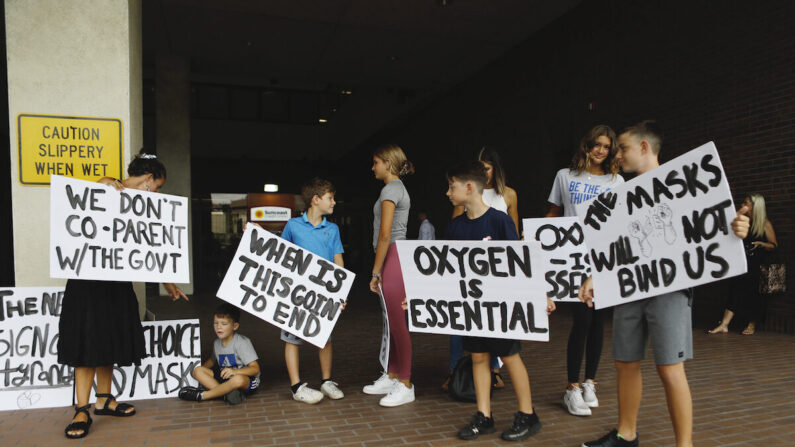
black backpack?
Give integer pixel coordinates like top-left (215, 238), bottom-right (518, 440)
top-left (449, 355), bottom-right (494, 403)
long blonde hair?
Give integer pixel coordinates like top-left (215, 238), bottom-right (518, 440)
top-left (747, 193), bottom-right (768, 238)
top-left (570, 125), bottom-right (620, 177)
top-left (374, 144), bottom-right (415, 177)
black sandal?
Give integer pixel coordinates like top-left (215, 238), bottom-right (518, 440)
top-left (93, 393), bottom-right (136, 417)
top-left (64, 404), bottom-right (93, 439)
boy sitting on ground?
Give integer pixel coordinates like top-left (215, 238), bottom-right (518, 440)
top-left (179, 304), bottom-right (260, 405)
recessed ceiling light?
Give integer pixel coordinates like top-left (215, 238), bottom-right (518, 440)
top-left (318, 118), bottom-right (328, 123)
top-left (340, 90), bottom-right (352, 95)
top-left (264, 184), bottom-right (279, 192)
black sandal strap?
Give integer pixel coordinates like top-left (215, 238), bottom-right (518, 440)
top-left (115, 402), bottom-right (134, 412)
top-left (74, 404), bottom-right (92, 416)
top-left (95, 393), bottom-right (115, 410)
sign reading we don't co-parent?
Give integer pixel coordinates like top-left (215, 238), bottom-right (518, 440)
top-left (216, 225), bottom-right (355, 348)
top-left (396, 240), bottom-right (550, 342)
top-left (50, 175), bottom-right (189, 283)
top-left (0, 287), bottom-right (201, 412)
top-left (578, 142), bottom-right (747, 308)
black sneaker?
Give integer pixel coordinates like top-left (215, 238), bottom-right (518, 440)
top-left (457, 411), bottom-right (496, 440)
top-left (500, 411), bottom-right (541, 441)
top-left (223, 389), bottom-right (245, 405)
top-left (178, 386), bottom-right (202, 402)
top-left (582, 429), bottom-right (639, 447)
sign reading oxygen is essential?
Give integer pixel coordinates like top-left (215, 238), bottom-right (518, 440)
top-left (17, 114), bottom-right (123, 185)
top-left (216, 225), bottom-right (355, 348)
top-left (578, 142), bottom-right (747, 308)
top-left (396, 240), bottom-right (550, 342)
top-left (0, 287), bottom-right (201, 411)
top-left (523, 217), bottom-right (590, 302)
top-left (50, 175), bottom-right (190, 283)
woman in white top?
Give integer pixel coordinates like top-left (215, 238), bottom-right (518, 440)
top-left (452, 146), bottom-right (519, 234)
top-left (546, 125), bottom-right (624, 417)
top-left (446, 147), bottom-right (518, 390)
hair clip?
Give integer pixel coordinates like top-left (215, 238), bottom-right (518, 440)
top-left (140, 153), bottom-right (157, 159)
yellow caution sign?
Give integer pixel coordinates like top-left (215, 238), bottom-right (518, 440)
top-left (17, 114), bottom-right (123, 185)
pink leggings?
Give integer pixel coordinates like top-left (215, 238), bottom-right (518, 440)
top-left (382, 243), bottom-right (412, 380)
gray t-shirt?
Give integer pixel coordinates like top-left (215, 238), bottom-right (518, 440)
top-left (373, 179), bottom-right (410, 250)
top-left (548, 168), bottom-right (624, 216)
top-left (213, 333), bottom-right (260, 382)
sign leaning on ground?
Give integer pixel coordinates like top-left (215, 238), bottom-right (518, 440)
top-left (395, 240), bottom-right (550, 342)
top-left (216, 224), bottom-right (356, 348)
top-left (577, 142), bottom-right (747, 308)
top-left (17, 114), bottom-right (123, 185)
top-left (49, 175), bottom-right (190, 283)
top-left (0, 287), bottom-right (201, 411)
top-left (523, 217), bottom-right (590, 302)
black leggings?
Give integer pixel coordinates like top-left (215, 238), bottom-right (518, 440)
top-left (566, 303), bottom-right (605, 384)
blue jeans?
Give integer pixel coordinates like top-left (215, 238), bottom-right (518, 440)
top-left (449, 335), bottom-right (500, 371)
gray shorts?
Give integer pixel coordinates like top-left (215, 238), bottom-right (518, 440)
top-left (280, 330), bottom-right (331, 346)
top-left (612, 291), bottom-right (693, 365)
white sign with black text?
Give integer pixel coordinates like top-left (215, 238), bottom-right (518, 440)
top-left (216, 224), bottom-right (355, 348)
top-left (396, 240), bottom-right (550, 342)
top-left (578, 142), bottom-right (747, 308)
top-left (50, 175), bottom-right (190, 283)
top-left (523, 217), bottom-right (590, 302)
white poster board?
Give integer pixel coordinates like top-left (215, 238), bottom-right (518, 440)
top-left (216, 225), bottom-right (355, 348)
top-left (395, 240), bottom-right (550, 342)
top-left (50, 175), bottom-right (190, 283)
top-left (523, 217), bottom-right (590, 302)
top-left (578, 142), bottom-right (747, 308)
top-left (377, 286), bottom-right (390, 372)
top-left (0, 287), bottom-right (72, 411)
top-left (0, 287), bottom-right (200, 411)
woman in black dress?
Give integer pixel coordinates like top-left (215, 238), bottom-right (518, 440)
top-left (60, 152), bottom-right (189, 439)
top-left (709, 193), bottom-right (778, 335)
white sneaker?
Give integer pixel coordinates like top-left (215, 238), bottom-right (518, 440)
top-left (379, 382), bottom-right (415, 407)
top-left (320, 381), bottom-right (344, 400)
top-left (362, 373), bottom-right (397, 395)
top-left (564, 386), bottom-right (592, 416)
top-left (582, 380), bottom-right (599, 407)
top-left (292, 383), bottom-right (324, 404)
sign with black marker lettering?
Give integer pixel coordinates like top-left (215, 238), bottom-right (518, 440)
top-left (50, 175), bottom-right (189, 283)
top-left (0, 287), bottom-right (200, 411)
top-left (523, 217), bottom-right (590, 302)
top-left (216, 224), bottom-right (355, 348)
top-left (17, 114), bottom-right (123, 185)
top-left (395, 240), bottom-right (550, 342)
top-left (578, 142), bottom-right (747, 308)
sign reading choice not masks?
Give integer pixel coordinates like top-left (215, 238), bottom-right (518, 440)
top-left (396, 240), bottom-right (550, 342)
top-left (577, 142), bottom-right (747, 308)
top-left (0, 287), bottom-right (200, 411)
top-left (50, 175), bottom-right (190, 283)
top-left (216, 224), bottom-right (355, 348)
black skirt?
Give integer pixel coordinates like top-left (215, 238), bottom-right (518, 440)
top-left (58, 279), bottom-right (146, 367)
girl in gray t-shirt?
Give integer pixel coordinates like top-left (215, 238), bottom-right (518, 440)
top-left (363, 144), bottom-right (417, 407)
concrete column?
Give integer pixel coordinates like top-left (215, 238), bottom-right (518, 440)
top-left (155, 52), bottom-right (193, 295)
top-left (5, 0), bottom-right (146, 315)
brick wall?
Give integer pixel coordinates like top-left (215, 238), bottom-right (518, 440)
top-left (343, 0), bottom-right (795, 332)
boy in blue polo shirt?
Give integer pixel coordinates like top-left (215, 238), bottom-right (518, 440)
top-left (279, 177), bottom-right (346, 404)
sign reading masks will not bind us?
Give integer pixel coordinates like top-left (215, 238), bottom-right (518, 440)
top-left (216, 225), bottom-right (355, 348)
top-left (396, 240), bottom-right (550, 342)
top-left (577, 142), bottom-right (747, 308)
top-left (49, 175), bottom-right (190, 283)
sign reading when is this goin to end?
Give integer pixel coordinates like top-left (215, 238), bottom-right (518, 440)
top-left (17, 114), bottom-right (123, 185)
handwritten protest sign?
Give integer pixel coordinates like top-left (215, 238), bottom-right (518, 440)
top-left (396, 240), bottom-right (550, 342)
top-left (216, 225), bottom-right (355, 348)
top-left (578, 142), bottom-right (747, 308)
top-left (0, 287), bottom-right (200, 411)
top-left (50, 175), bottom-right (189, 283)
top-left (103, 319), bottom-right (200, 402)
top-left (523, 217), bottom-right (590, 302)
top-left (377, 286), bottom-right (390, 372)
top-left (0, 287), bottom-right (72, 411)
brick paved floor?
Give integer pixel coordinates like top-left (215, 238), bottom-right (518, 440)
top-left (3, 285), bottom-right (795, 447)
